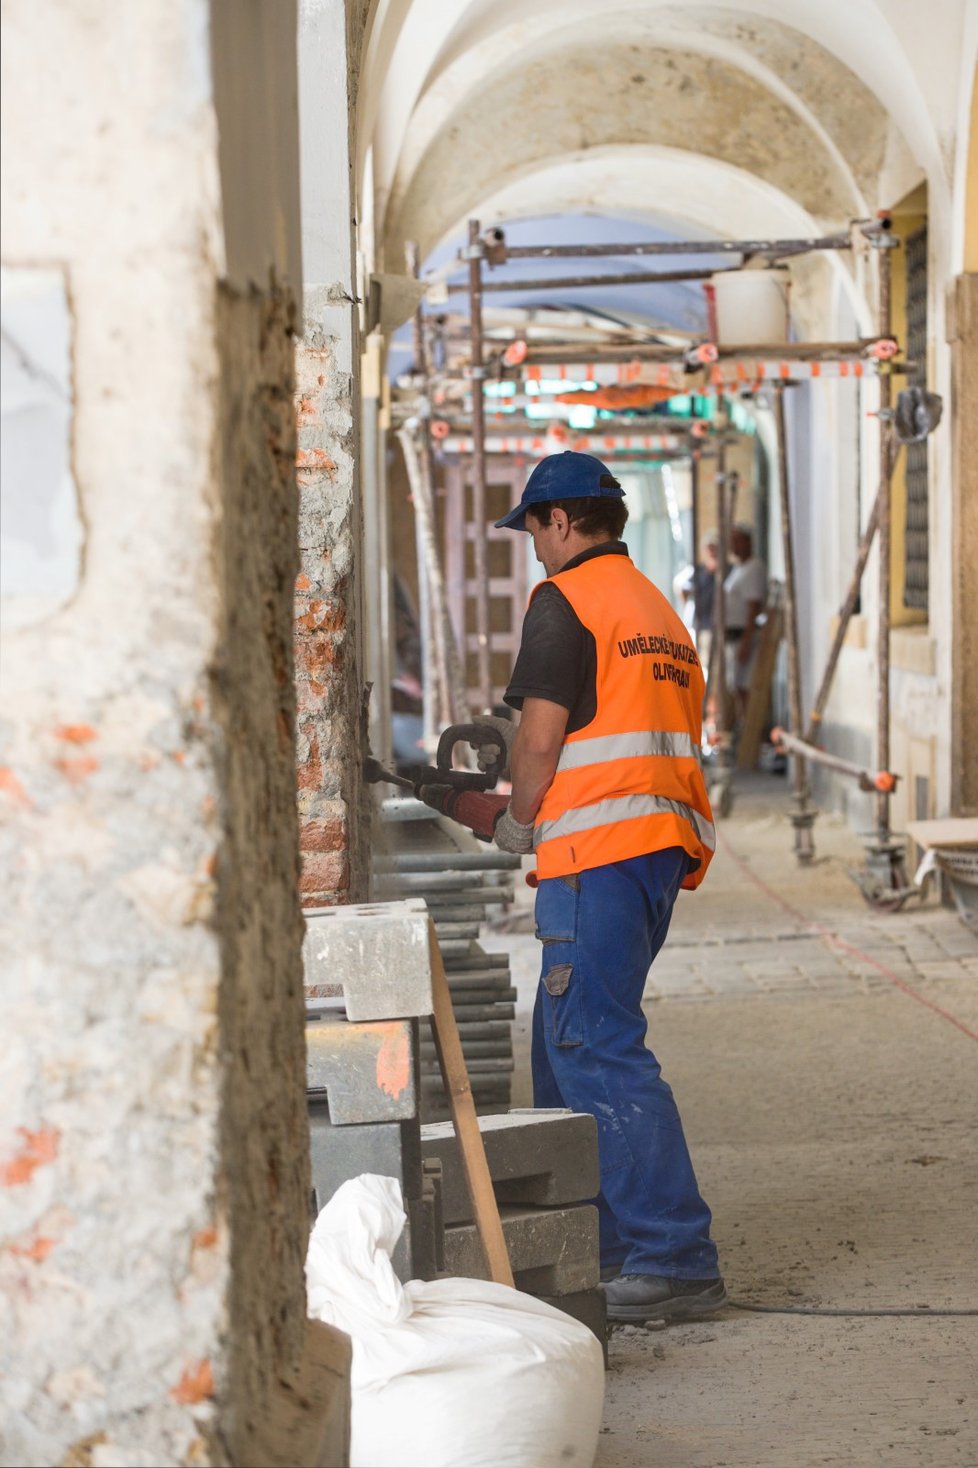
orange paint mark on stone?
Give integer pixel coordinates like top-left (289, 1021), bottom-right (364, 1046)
top-left (375, 1024), bottom-right (410, 1101)
top-left (171, 750), bottom-right (187, 765)
top-left (170, 1359), bottom-right (215, 1405)
top-left (193, 1226), bottom-right (218, 1250)
top-left (295, 573), bottom-right (311, 591)
top-left (0, 767), bottom-right (33, 808)
top-left (8, 1234), bottom-right (56, 1261)
top-left (54, 724), bottom-right (97, 744)
top-left (54, 756), bottom-right (99, 783)
top-left (1, 1126), bottom-right (60, 1186)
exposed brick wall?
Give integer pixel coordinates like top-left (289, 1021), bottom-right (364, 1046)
top-left (294, 319), bottom-right (370, 907)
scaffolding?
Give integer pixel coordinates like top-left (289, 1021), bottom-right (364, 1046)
top-left (400, 215), bottom-right (930, 905)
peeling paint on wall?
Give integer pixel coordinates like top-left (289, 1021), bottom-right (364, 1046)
top-left (0, 267), bottom-right (83, 629)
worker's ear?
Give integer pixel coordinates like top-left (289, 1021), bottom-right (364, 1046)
top-left (551, 507), bottom-right (570, 538)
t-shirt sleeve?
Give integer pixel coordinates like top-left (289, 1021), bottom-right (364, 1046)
top-left (742, 559), bottom-right (768, 605)
top-left (504, 583), bottom-right (587, 713)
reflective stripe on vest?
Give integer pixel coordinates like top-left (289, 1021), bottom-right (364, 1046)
top-left (555, 729), bottom-right (697, 773)
top-left (535, 792), bottom-right (717, 852)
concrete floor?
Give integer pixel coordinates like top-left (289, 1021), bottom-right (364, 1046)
top-left (491, 774), bottom-right (978, 1467)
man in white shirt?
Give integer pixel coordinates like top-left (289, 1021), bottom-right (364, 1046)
top-left (723, 523), bottom-right (766, 721)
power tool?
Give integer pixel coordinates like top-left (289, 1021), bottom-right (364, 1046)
top-left (364, 721), bottom-right (512, 842)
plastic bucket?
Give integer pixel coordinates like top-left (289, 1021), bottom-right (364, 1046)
top-left (711, 267), bottom-right (790, 346)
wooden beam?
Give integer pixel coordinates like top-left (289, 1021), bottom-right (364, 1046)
top-left (427, 920), bottom-right (514, 1288)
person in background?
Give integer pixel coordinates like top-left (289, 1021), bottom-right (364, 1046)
top-left (677, 529), bottom-right (721, 671)
top-left (723, 523), bottom-right (767, 724)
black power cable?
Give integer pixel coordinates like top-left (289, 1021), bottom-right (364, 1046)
top-left (728, 1300), bottom-right (978, 1318)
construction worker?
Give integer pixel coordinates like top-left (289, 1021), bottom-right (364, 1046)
top-left (489, 451), bottom-right (725, 1324)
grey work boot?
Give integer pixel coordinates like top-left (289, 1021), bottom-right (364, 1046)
top-left (602, 1272), bottom-right (727, 1323)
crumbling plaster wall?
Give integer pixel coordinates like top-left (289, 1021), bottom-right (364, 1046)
top-left (294, 0), bottom-right (372, 908)
top-left (1, 3), bottom-right (311, 1463)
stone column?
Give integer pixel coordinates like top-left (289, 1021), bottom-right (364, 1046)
top-left (0, 3), bottom-right (347, 1462)
top-left (947, 272), bottom-right (978, 816)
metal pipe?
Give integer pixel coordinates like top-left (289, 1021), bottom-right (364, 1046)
top-left (424, 221), bottom-right (890, 287)
top-left (773, 728), bottom-right (897, 794)
top-left (468, 219), bottom-right (492, 714)
top-left (373, 851), bottom-right (523, 872)
top-left (876, 245), bottom-right (894, 839)
top-left (773, 383), bottom-right (815, 862)
top-left (518, 339), bottom-right (890, 367)
top-left (713, 442), bottom-right (729, 739)
top-left (450, 267), bottom-right (723, 294)
top-left (501, 233), bottom-right (854, 261)
top-left (406, 242), bottom-right (468, 728)
top-left (402, 432), bottom-right (435, 754)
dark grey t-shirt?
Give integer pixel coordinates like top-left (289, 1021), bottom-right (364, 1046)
top-left (503, 542), bottom-right (629, 735)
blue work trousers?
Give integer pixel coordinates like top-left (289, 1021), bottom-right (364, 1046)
top-left (531, 848), bottom-right (719, 1278)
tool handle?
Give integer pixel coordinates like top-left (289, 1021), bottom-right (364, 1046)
top-left (436, 722), bottom-right (507, 787)
top-left (448, 790), bottom-right (510, 841)
top-left (417, 785), bottom-right (509, 842)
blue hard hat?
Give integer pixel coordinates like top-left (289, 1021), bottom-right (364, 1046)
top-left (494, 451), bottom-right (623, 532)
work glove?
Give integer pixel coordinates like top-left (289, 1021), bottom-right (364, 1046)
top-left (469, 716), bottom-right (515, 778)
top-left (493, 804), bottom-right (535, 854)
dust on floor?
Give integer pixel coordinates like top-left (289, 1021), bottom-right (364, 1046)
top-left (490, 777), bottom-right (978, 1467)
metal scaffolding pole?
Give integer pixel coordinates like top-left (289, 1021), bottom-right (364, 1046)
top-left (467, 219), bottom-right (492, 714)
top-left (406, 242), bottom-right (468, 730)
top-left (876, 244), bottom-right (895, 841)
top-left (709, 438), bottom-right (734, 818)
top-left (499, 232), bottom-right (856, 262)
top-left (424, 219), bottom-right (892, 291)
top-left (449, 266), bottom-right (723, 294)
top-left (773, 382), bottom-right (815, 862)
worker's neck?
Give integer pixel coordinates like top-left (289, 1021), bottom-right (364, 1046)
top-left (552, 534), bottom-right (615, 575)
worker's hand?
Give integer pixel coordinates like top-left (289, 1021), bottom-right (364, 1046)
top-left (469, 715), bottom-right (515, 777)
top-left (493, 803), bottom-right (535, 854)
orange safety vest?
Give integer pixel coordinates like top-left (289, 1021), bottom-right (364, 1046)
top-left (531, 553), bottom-right (716, 887)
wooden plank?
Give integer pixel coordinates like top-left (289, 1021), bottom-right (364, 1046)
top-left (427, 919), bottom-right (515, 1288)
top-left (905, 818), bottom-right (978, 849)
top-left (736, 603), bottom-right (783, 770)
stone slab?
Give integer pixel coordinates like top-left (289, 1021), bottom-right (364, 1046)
top-left (443, 1203), bottom-right (599, 1294)
top-left (307, 1109), bottom-right (445, 1280)
top-left (303, 899), bottom-right (432, 1021)
top-left (306, 1017), bottom-right (420, 1124)
top-left (308, 1110), bottom-right (422, 1203)
top-left (421, 1108), bottom-right (600, 1224)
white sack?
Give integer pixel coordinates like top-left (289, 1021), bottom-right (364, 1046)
top-left (307, 1173), bottom-right (605, 1468)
